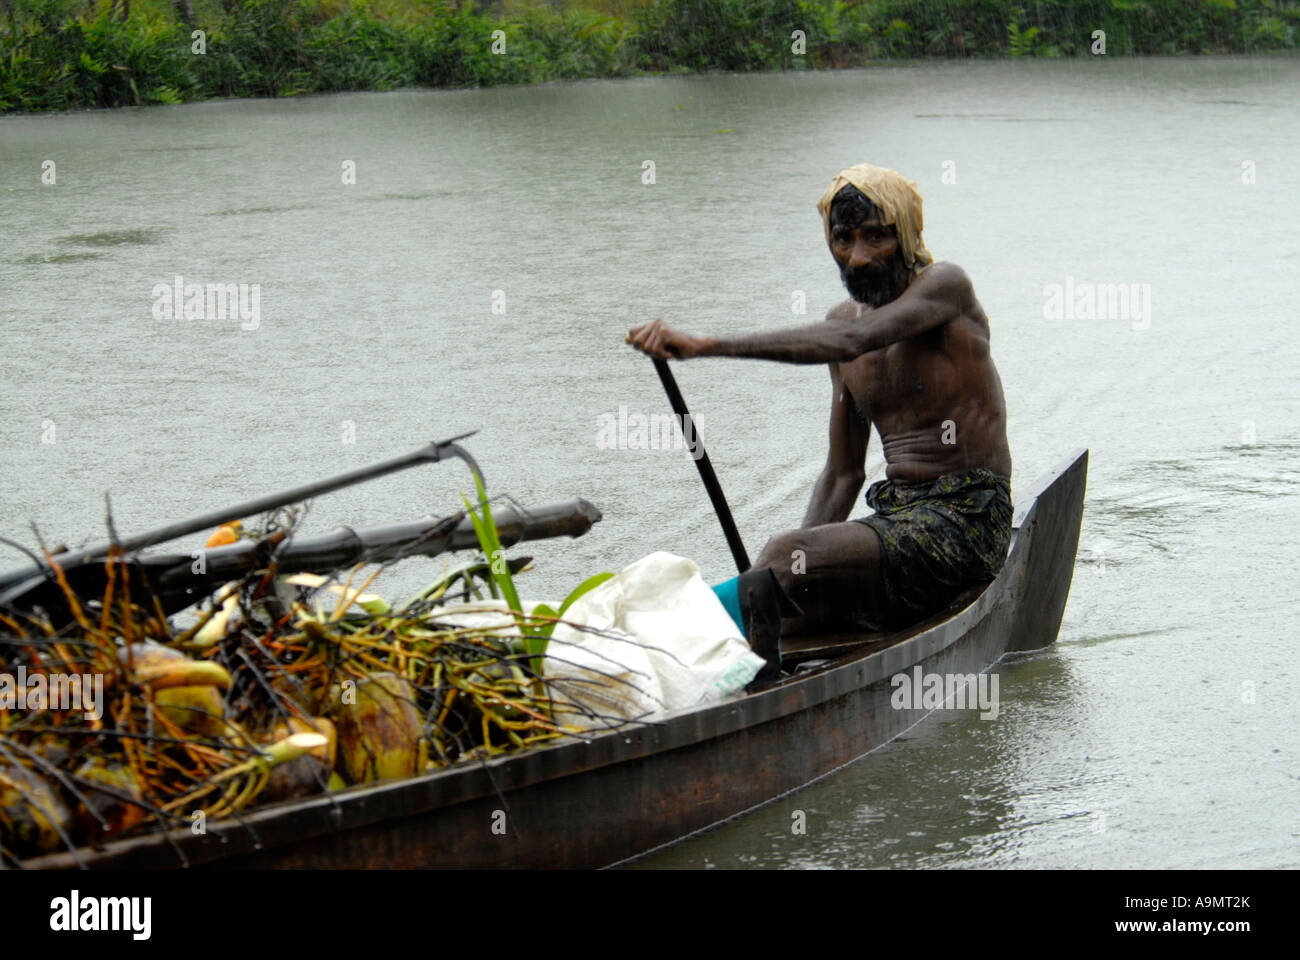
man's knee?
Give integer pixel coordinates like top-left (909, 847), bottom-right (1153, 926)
top-left (754, 529), bottom-right (810, 592)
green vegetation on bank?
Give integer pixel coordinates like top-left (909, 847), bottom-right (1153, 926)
top-left (2, 0), bottom-right (1296, 112)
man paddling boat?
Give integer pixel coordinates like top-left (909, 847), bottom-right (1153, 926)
top-left (626, 164), bottom-right (1013, 674)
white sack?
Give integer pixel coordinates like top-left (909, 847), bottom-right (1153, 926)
top-left (432, 552), bottom-right (762, 732)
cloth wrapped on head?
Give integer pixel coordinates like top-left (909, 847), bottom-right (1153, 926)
top-left (816, 164), bottom-right (933, 273)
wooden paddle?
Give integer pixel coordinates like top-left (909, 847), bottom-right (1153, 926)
top-left (651, 358), bottom-right (751, 574)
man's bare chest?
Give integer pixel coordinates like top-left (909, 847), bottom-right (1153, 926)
top-left (837, 327), bottom-right (948, 421)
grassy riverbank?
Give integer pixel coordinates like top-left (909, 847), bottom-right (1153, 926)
top-left (2, 0), bottom-right (1296, 112)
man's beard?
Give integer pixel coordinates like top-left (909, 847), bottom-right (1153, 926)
top-left (841, 253), bottom-right (910, 308)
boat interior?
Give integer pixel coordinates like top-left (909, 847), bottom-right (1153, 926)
top-left (778, 579), bottom-right (992, 666)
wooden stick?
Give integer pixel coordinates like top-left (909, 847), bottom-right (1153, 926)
top-left (651, 358), bottom-right (750, 574)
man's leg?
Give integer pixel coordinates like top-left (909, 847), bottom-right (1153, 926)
top-left (712, 523), bottom-right (887, 680)
top-left (751, 521), bottom-right (889, 633)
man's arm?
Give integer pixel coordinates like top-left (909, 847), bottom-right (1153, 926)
top-left (802, 363), bottom-right (869, 527)
top-left (626, 262), bottom-right (973, 364)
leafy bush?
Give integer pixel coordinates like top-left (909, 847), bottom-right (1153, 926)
top-left (513, 5), bottom-right (634, 79)
top-left (631, 0), bottom-right (806, 71)
top-left (1, 0), bottom-right (1295, 113)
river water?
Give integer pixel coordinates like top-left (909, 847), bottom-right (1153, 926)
top-left (1, 56), bottom-right (1296, 869)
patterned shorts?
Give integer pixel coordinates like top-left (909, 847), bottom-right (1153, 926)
top-left (853, 467), bottom-right (1013, 629)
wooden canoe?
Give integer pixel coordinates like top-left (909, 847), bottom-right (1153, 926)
top-left (26, 448), bottom-right (1087, 870)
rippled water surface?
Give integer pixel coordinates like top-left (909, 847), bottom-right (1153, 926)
top-left (1, 56), bottom-right (1297, 868)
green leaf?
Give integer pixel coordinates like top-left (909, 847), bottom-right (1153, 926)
top-left (520, 604), bottom-right (553, 679)
top-left (466, 466), bottom-right (523, 615)
top-left (458, 494), bottom-right (499, 599)
top-left (557, 572), bottom-right (614, 617)
top-left (531, 602), bottom-right (560, 647)
top-left (460, 468), bottom-right (533, 656)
